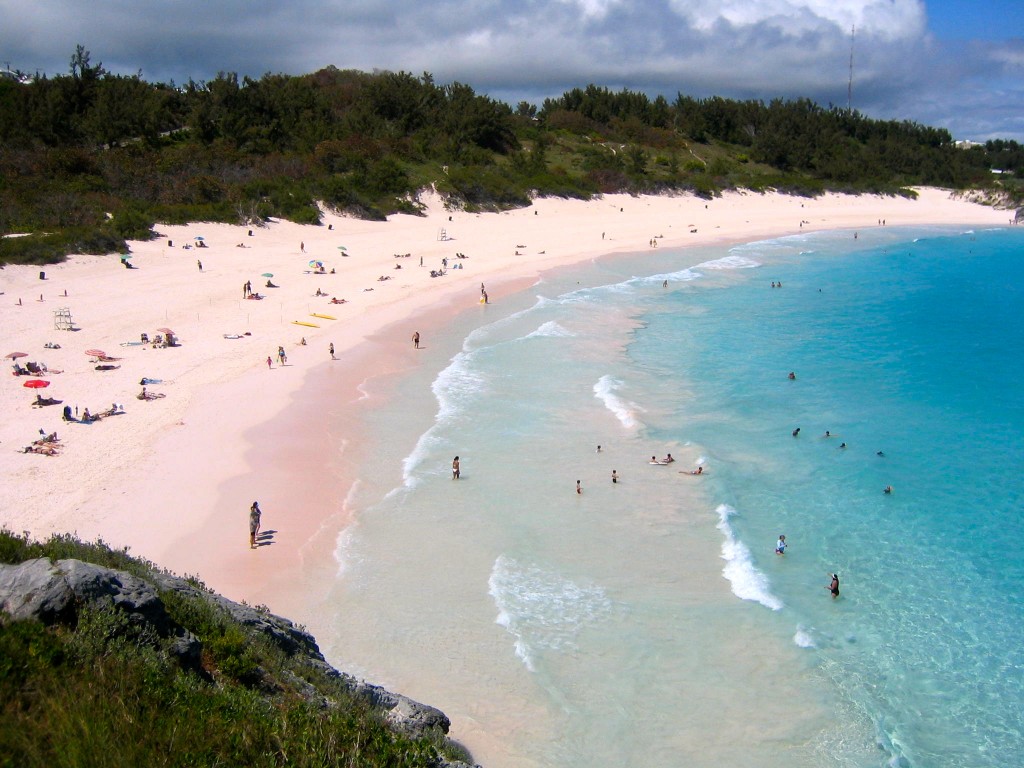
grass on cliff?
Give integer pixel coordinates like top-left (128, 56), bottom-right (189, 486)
top-left (0, 531), bottom-right (469, 768)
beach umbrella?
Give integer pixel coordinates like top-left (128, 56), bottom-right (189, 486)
top-left (337, 246), bottom-right (348, 251)
top-left (23, 379), bottom-right (49, 389)
top-left (4, 352), bottom-right (28, 359)
top-left (309, 260), bottom-right (324, 269)
top-left (85, 349), bottom-right (107, 358)
top-left (156, 327), bottom-right (174, 335)
top-left (194, 236), bottom-right (205, 241)
top-left (262, 273), bottom-right (274, 278)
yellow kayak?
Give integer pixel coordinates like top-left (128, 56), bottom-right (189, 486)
top-left (310, 313), bottom-right (337, 320)
top-left (293, 320), bottom-right (320, 328)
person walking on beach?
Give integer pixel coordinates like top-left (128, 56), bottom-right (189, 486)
top-left (452, 456), bottom-right (460, 479)
top-left (412, 331), bottom-right (420, 349)
top-left (197, 259), bottom-right (202, 271)
top-left (266, 355), bottom-right (272, 369)
top-left (826, 573), bottom-right (840, 598)
top-left (776, 535), bottom-right (787, 555)
top-left (277, 346), bottom-right (287, 366)
top-left (329, 342), bottom-right (335, 360)
top-left (611, 470), bottom-right (618, 484)
top-left (576, 479), bottom-right (583, 494)
top-left (249, 501), bottom-right (262, 549)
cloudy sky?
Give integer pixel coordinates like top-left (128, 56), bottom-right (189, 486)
top-left (2, 0), bottom-right (1021, 141)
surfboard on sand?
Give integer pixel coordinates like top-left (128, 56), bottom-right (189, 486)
top-left (293, 320), bottom-right (320, 327)
top-left (311, 313), bottom-right (336, 320)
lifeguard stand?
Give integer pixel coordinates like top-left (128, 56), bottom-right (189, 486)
top-left (438, 227), bottom-right (448, 241)
top-left (53, 307), bottom-right (74, 331)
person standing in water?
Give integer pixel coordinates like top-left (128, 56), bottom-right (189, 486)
top-left (412, 331), bottom-right (420, 349)
top-left (452, 456), bottom-right (460, 479)
top-left (576, 480), bottom-right (582, 494)
top-left (775, 535), bottom-right (787, 555)
top-left (826, 573), bottom-right (840, 598)
top-left (611, 470), bottom-right (618, 484)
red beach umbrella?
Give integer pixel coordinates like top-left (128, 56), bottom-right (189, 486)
top-left (85, 349), bottom-right (107, 357)
top-left (156, 327), bottom-right (174, 335)
top-left (23, 379), bottom-right (49, 388)
top-left (4, 352), bottom-right (28, 359)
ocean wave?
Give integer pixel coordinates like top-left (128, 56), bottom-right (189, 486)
top-left (463, 295), bottom-right (553, 351)
top-left (633, 267), bottom-right (701, 287)
top-left (400, 429), bottom-right (447, 489)
top-left (522, 320), bottom-right (574, 340)
top-left (593, 374), bottom-right (643, 430)
top-left (697, 254), bottom-right (762, 270)
top-left (432, 350), bottom-right (488, 421)
top-left (715, 504), bottom-right (784, 611)
top-left (488, 554), bottom-right (612, 673)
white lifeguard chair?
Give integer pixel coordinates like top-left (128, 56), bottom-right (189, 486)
top-left (53, 307), bottom-right (74, 331)
top-left (438, 227), bottom-right (448, 241)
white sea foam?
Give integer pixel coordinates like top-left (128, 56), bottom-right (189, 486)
top-left (697, 254), bottom-right (761, 270)
top-left (431, 350), bottom-right (488, 421)
top-left (793, 626), bottom-right (816, 648)
top-left (715, 504), bottom-right (784, 611)
top-left (463, 295), bottom-right (553, 351)
top-left (397, 351), bottom-right (486, 487)
top-left (634, 267), bottom-right (701, 286)
top-left (523, 320), bottom-right (574, 340)
top-left (488, 554), bottom-right (613, 672)
top-left (593, 375), bottom-right (643, 430)
top-left (333, 516), bottom-right (362, 579)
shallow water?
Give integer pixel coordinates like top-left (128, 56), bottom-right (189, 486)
top-left (318, 225), bottom-right (1024, 767)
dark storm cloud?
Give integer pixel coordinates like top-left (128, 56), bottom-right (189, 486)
top-left (0, 0), bottom-right (1019, 140)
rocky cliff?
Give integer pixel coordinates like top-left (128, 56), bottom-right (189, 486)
top-left (0, 555), bottom-right (475, 766)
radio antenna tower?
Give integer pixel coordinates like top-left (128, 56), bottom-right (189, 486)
top-left (847, 25), bottom-right (856, 113)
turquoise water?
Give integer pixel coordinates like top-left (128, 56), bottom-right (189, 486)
top-left (322, 225), bottom-right (1024, 767)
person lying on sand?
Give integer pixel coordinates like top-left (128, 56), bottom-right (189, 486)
top-left (23, 443), bottom-right (59, 455)
top-left (329, 297), bottom-right (347, 304)
top-left (247, 293), bottom-right (264, 300)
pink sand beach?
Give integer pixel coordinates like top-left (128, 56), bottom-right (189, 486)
top-left (0, 187), bottom-right (1010, 757)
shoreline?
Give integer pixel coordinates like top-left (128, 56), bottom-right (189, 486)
top-left (0, 190), bottom-right (1011, 740)
top-left (1, 186), bottom-right (1009, 608)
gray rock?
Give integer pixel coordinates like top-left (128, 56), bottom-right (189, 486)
top-left (0, 558), bottom-right (75, 623)
top-left (353, 681), bottom-right (451, 737)
top-left (0, 557), bottom-right (172, 635)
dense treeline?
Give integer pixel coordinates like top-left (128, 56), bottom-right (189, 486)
top-left (0, 48), bottom-right (1018, 264)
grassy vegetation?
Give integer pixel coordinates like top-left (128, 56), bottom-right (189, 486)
top-left (1, 54), bottom-right (1020, 268)
top-left (0, 530), bottom-right (470, 768)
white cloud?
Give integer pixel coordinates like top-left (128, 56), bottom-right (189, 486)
top-left (668, 0), bottom-right (926, 40)
top-left (0, 0), bottom-right (1018, 141)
